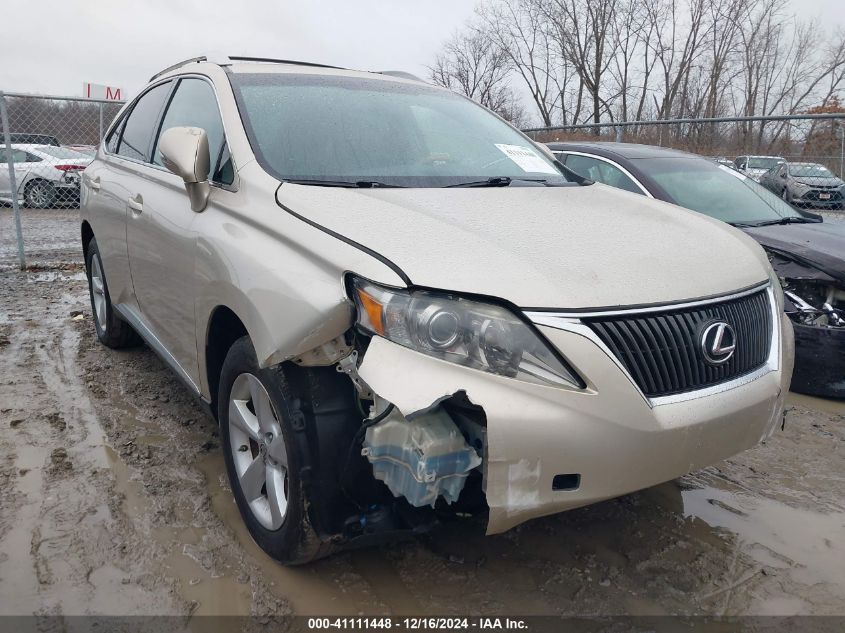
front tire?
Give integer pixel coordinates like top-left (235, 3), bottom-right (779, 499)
top-left (218, 337), bottom-right (334, 565)
top-left (85, 238), bottom-right (141, 348)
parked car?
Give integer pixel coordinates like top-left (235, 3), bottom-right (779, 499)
top-left (6, 133), bottom-right (60, 146)
top-left (81, 56), bottom-right (792, 564)
top-left (0, 144), bottom-right (92, 207)
top-left (734, 155), bottom-right (785, 181)
top-left (548, 141), bottom-right (843, 397)
top-left (759, 161), bottom-right (845, 210)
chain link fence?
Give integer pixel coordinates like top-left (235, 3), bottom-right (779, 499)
top-left (1, 91), bottom-right (124, 268)
top-left (525, 114), bottom-right (845, 213)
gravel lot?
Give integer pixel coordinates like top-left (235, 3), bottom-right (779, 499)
top-left (1, 208), bottom-right (844, 617)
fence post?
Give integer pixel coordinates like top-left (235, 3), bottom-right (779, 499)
top-left (839, 127), bottom-right (844, 180)
top-left (615, 125), bottom-right (623, 143)
top-left (99, 103), bottom-right (104, 142)
top-left (0, 91), bottom-right (26, 270)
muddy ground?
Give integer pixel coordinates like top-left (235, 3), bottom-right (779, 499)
top-left (1, 208), bottom-right (844, 617)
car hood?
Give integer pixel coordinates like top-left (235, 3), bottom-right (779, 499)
top-left (742, 222), bottom-right (845, 282)
top-left (276, 183), bottom-right (770, 309)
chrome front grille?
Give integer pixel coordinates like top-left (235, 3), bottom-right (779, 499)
top-left (583, 289), bottom-right (773, 398)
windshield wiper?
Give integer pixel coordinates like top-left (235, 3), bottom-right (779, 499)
top-left (283, 179), bottom-right (404, 188)
top-left (731, 216), bottom-right (822, 228)
top-left (445, 177), bottom-right (513, 188)
top-left (444, 176), bottom-right (550, 188)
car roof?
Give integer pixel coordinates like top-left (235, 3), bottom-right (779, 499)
top-left (787, 161), bottom-right (823, 167)
top-left (545, 141), bottom-right (699, 160)
top-left (736, 155), bottom-right (784, 159)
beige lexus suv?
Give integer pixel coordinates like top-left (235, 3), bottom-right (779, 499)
top-left (80, 55), bottom-right (794, 564)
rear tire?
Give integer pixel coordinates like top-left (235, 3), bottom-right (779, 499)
top-left (218, 337), bottom-right (336, 565)
top-left (85, 238), bottom-right (141, 348)
top-left (24, 179), bottom-right (56, 208)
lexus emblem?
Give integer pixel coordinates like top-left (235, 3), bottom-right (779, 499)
top-left (700, 321), bottom-right (736, 365)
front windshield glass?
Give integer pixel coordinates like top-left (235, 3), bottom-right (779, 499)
top-left (747, 157), bottom-right (781, 169)
top-left (637, 158), bottom-right (803, 224)
top-left (789, 163), bottom-right (834, 178)
top-left (230, 73), bottom-right (569, 187)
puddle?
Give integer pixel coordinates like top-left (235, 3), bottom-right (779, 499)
top-left (787, 392), bottom-right (845, 416)
top-left (681, 485), bottom-right (845, 611)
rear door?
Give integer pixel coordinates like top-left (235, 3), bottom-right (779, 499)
top-left (0, 148), bottom-right (38, 201)
top-left (86, 81), bottom-right (172, 315)
top-left (125, 76), bottom-right (235, 391)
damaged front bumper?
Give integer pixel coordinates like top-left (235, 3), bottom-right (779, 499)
top-left (357, 312), bottom-right (794, 535)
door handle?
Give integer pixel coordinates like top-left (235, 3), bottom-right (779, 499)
top-left (128, 194), bottom-right (143, 213)
top-left (89, 176), bottom-right (101, 191)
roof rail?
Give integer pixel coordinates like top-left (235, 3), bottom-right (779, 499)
top-left (148, 55), bottom-right (348, 83)
top-left (227, 56), bottom-right (345, 70)
top-left (150, 56), bottom-right (205, 82)
top-left (378, 70), bottom-right (423, 82)
top-left (149, 54), bottom-right (232, 82)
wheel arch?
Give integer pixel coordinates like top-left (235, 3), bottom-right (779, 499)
top-left (203, 304), bottom-right (250, 416)
top-left (81, 220), bottom-right (94, 268)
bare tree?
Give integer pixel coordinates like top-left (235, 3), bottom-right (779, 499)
top-left (542, 0), bottom-right (618, 131)
top-left (435, 0), bottom-right (844, 139)
top-left (477, 0), bottom-right (568, 126)
top-left (430, 27), bottom-right (509, 110)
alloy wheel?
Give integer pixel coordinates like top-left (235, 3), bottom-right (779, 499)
top-left (228, 373), bottom-right (288, 530)
top-left (29, 182), bottom-right (52, 207)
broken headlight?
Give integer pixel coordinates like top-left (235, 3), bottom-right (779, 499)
top-left (349, 276), bottom-right (583, 388)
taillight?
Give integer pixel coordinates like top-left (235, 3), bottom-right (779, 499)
top-left (55, 164), bottom-right (84, 172)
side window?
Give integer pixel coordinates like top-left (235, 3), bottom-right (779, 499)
top-left (105, 116), bottom-right (126, 154)
top-left (564, 154), bottom-right (643, 195)
top-left (0, 149), bottom-right (27, 163)
top-left (153, 78), bottom-right (232, 184)
top-left (117, 82), bottom-right (172, 162)
top-left (24, 152), bottom-right (41, 163)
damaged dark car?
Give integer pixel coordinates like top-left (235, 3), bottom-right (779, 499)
top-left (549, 142), bottom-right (845, 398)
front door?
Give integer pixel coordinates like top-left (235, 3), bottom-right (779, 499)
top-left (124, 76), bottom-right (233, 391)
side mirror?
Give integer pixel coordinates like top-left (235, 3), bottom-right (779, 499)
top-left (159, 126), bottom-right (211, 212)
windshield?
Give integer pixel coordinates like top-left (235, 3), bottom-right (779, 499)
top-left (789, 164), bottom-right (835, 178)
top-left (35, 146), bottom-right (89, 160)
top-left (637, 158), bottom-right (803, 224)
top-left (747, 157), bottom-right (782, 169)
top-left (229, 73), bottom-right (569, 187)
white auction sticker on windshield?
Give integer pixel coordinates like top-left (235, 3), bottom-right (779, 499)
top-left (494, 144), bottom-right (558, 174)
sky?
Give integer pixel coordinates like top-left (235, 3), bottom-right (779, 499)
top-left (1, 0), bottom-right (842, 101)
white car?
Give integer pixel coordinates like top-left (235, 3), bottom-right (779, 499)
top-left (733, 155), bottom-right (785, 182)
top-left (0, 144), bottom-right (92, 207)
